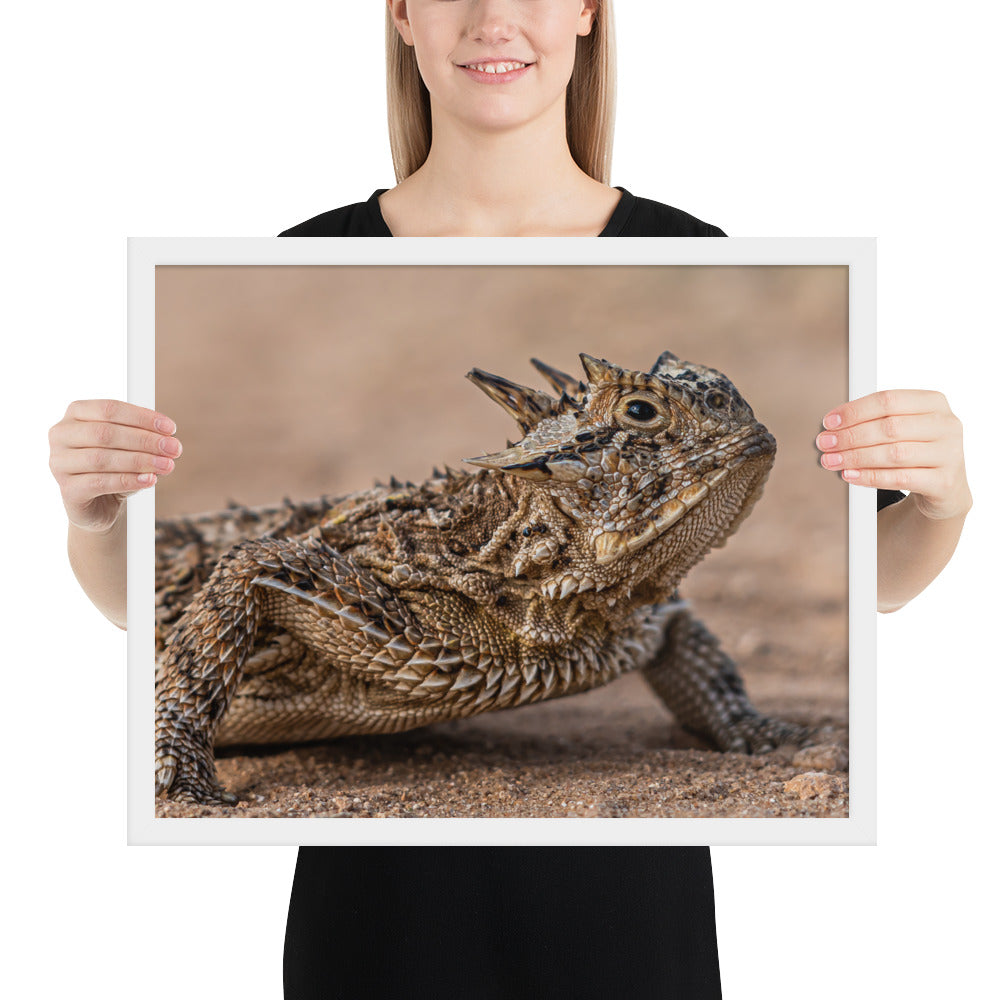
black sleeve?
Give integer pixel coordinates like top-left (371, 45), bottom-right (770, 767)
top-left (876, 489), bottom-right (906, 511)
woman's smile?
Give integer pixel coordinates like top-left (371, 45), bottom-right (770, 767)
top-left (457, 58), bottom-right (535, 84)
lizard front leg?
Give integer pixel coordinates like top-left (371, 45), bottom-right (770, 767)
top-left (642, 608), bottom-right (813, 753)
top-left (154, 537), bottom-right (272, 804)
top-left (155, 533), bottom-right (418, 803)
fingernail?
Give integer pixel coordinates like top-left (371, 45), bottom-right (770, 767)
top-left (155, 417), bottom-right (176, 434)
top-left (823, 413), bottom-right (842, 430)
top-left (822, 453), bottom-right (843, 468)
top-left (154, 456), bottom-right (174, 473)
top-left (138, 473), bottom-right (156, 486)
top-left (817, 433), bottom-right (838, 449)
top-left (842, 469), bottom-right (860, 480)
top-left (159, 437), bottom-right (181, 456)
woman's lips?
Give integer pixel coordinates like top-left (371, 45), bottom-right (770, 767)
top-left (458, 60), bottom-right (533, 84)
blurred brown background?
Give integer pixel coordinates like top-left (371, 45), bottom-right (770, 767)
top-left (155, 265), bottom-right (849, 819)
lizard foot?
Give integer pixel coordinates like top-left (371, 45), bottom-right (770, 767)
top-left (155, 724), bottom-right (238, 805)
top-left (714, 714), bottom-right (818, 755)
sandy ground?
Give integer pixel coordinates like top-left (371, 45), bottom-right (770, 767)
top-left (154, 264), bottom-right (850, 820)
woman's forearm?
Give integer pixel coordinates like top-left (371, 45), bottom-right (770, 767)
top-left (67, 511), bottom-right (128, 629)
top-left (51, 399), bottom-right (182, 630)
top-left (815, 389), bottom-right (970, 613)
top-left (877, 493), bottom-right (971, 613)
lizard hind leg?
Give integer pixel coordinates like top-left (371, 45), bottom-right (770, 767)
top-left (642, 609), bottom-right (815, 753)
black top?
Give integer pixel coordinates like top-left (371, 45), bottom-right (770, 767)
top-left (279, 187), bottom-right (727, 238)
top-left (279, 193), bottom-right (899, 1000)
top-left (285, 846), bottom-right (721, 1000)
top-left (878, 489), bottom-right (906, 510)
top-left (280, 189), bottom-right (725, 1000)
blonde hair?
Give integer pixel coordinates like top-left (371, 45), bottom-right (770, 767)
top-left (385, 2), bottom-right (617, 184)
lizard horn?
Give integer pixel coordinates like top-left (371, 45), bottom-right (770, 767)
top-left (466, 368), bottom-right (558, 434)
top-left (465, 442), bottom-right (589, 484)
top-left (648, 350), bottom-right (681, 378)
top-left (464, 443), bottom-right (552, 482)
top-left (579, 353), bottom-right (625, 387)
top-left (530, 358), bottom-right (586, 399)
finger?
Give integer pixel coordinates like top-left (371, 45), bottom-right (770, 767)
top-left (62, 471), bottom-right (160, 505)
top-left (63, 399), bottom-right (177, 435)
top-left (819, 440), bottom-right (951, 474)
top-left (57, 420), bottom-right (182, 458)
top-left (52, 447), bottom-right (176, 478)
top-left (822, 389), bottom-right (950, 432)
top-left (837, 466), bottom-right (938, 494)
top-left (815, 412), bottom-right (943, 454)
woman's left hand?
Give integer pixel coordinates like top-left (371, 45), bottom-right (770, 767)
top-left (815, 389), bottom-right (971, 520)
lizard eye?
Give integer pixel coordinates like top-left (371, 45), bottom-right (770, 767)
top-left (625, 400), bottom-right (657, 421)
top-left (615, 394), bottom-right (667, 431)
top-left (706, 390), bottom-right (728, 410)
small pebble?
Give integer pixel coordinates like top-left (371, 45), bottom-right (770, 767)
top-left (783, 771), bottom-right (843, 800)
top-left (793, 743), bottom-right (848, 772)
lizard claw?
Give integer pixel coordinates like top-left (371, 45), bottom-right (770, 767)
top-left (155, 760), bottom-right (240, 805)
top-left (169, 785), bottom-right (239, 806)
top-left (155, 717), bottom-right (239, 805)
top-left (155, 756), bottom-right (177, 797)
top-left (718, 715), bottom-right (814, 755)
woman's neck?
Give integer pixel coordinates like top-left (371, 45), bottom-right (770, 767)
top-left (380, 105), bottom-right (619, 237)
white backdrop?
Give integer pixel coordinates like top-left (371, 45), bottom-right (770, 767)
top-left (6, 2), bottom-right (997, 997)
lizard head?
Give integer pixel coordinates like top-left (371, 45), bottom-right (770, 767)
top-left (465, 351), bottom-right (776, 597)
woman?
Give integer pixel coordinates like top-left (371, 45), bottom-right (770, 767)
top-left (49, 2), bottom-right (970, 997)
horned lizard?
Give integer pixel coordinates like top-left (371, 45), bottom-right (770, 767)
top-left (155, 351), bottom-right (812, 805)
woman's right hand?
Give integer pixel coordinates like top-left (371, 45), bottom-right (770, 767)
top-left (49, 400), bottom-right (181, 532)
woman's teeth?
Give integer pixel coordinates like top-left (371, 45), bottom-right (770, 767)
top-left (464, 62), bottom-right (527, 74)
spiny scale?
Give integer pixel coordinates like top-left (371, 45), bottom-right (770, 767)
top-left (155, 350), bottom-right (815, 805)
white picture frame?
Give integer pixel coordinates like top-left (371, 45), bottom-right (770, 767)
top-left (127, 237), bottom-right (875, 846)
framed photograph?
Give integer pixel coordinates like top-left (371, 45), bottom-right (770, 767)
top-left (127, 238), bottom-right (875, 845)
